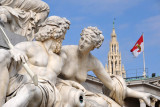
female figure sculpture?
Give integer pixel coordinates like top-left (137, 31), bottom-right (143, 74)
top-left (58, 26), bottom-right (152, 107)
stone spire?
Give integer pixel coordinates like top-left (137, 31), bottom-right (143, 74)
top-left (111, 18), bottom-right (117, 39)
top-left (122, 65), bottom-right (126, 78)
top-left (106, 20), bottom-right (126, 78)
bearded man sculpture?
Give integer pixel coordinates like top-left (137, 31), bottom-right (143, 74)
top-left (0, 16), bottom-right (71, 107)
top-left (58, 26), bottom-right (152, 107)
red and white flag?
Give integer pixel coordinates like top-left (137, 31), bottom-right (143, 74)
top-left (130, 34), bottom-right (144, 57)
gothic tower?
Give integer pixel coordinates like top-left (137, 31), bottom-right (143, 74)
top-left (105, 20), bottom-right (126, 78)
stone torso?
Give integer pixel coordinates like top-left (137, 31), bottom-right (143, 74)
top-left (15, 41), bottom-right (62, 84)
top-left (60, 45), bottom-right (93, 83)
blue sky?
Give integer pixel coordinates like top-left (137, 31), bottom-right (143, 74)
top-left (43, 0), bottom-right (160, 78)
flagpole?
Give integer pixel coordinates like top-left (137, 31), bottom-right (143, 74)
top-left (142, 33), bottom-right (146, 78)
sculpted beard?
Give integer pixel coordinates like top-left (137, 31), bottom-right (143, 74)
top-left (53, 27), bottom-right (65, 39)
top-left (50, 38), bottom-right (62, 54)
top-left (50, 28), bottom-right (64, 54)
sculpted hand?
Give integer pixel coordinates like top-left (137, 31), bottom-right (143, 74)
top-left (10, 47), bottom-right (28, 63)
top-left (68, 80), bottom-right (86, 92)
top-left (142, 93), bottom-right (152, 106)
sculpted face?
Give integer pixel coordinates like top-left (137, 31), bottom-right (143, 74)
top-left (79, 27), bottom-right (104, 53)
top-left (50, 19), bottom-right (68, 53)
top-left (78, 31), bottom-right (95, 53)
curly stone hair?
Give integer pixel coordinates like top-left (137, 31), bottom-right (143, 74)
top-left (80, 26), bottom-right (104, 49)
top-left (35, 16), bottom-right (70, 41)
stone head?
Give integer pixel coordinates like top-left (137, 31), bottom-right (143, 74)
top-left (79, 26), bottom-right (104, 53)
top-left (35, 16), bottom-right (70, 53)
top-left (35, 16), bottom-right (70, 41)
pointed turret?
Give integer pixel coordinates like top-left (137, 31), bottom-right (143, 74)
top-left (107, 19), bottom-right (126, 78)
top-left (122, 65), bottom-right (126, 78)
top-left (111, 19), bottom-right (117, 39)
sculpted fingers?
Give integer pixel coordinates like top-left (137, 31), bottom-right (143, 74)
top-left (24, 54), bottom-right (28, 62)
top-left (17, 55), bottom-right (21, 62)
top-left (13, 54), bottom-right (28, 64)
top-left (13, 56), bottom-right (18, 62)
top-left (20, 55), bottom-right (25, 63)
top-left (10, 47), bottom-right (28, 63)
top-left (143, 93), bottom-right (152, 106)
top-left (14, 55), bottom-right (22, 65)
top-left (19, 53), bottom-right (28, 63)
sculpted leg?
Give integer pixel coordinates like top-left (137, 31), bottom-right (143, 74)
top-left (0, 49), bottom-right (11, 106)
top-left (3, 84), bottom-right (40, 107)
top-left (27, 85), bottom-right (42, 107)
top-left (0, 67), bottom-right (9, 106)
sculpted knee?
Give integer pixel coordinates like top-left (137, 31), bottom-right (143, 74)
top-left (20, 84), bottom-right (36, 99)
top-left (25, 84), bottom-right (36, 93)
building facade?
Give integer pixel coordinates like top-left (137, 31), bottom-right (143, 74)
top-left (84, 75), bottom-right (160, 107)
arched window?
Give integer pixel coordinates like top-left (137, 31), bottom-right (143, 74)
top-left (114, 45), bottom-right (116, 53)
top-left (116, 71), bottom-right (118, 75)
top-left (111, 61), bottom-right (113, 74)
top-left (115, 61), bottom-right (117, 68)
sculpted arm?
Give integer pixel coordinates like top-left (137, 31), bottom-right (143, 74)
top-left (91, 57), bottom-right (152, 106)
top-left (91, 57), bottom-right (114, 91)
top-left (125, 87), bottom-right (151, 106)
top-left (91, 57), bottom-right (126, 105)
top-left (10, 42), bottom-right (31, 62)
